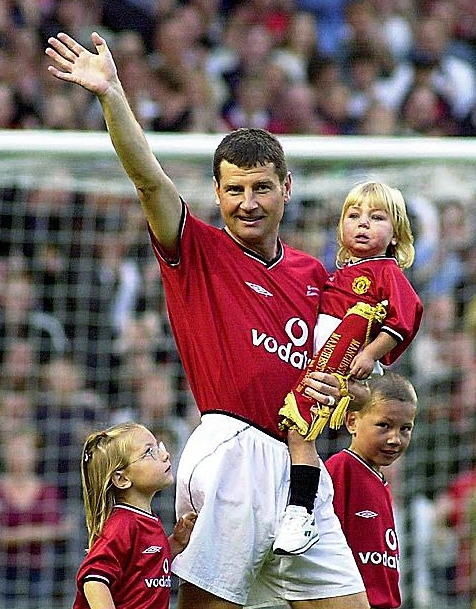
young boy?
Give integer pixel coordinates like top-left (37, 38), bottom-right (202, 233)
top-left (326, 371), bottom-right (418, 608)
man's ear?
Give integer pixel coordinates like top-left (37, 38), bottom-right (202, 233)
top-left (283, 172), bottom-right (292, 204)
top-left (112, 470), bottom-right (132, 490)
top-left (213, 177), bottom-right (220, 206)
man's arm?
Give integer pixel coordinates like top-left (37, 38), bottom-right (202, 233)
top-left (45, 32), bottom-right (182, 256)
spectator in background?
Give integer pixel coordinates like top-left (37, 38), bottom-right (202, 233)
top-left (41, 90), bottom-right (84, 130)
top-left (371, 0), bottom-right (415, 64)
top-left (34, 355), bottom-right (106, 605)
top-left (222, 72), bottom-right (276, 131)
top-left (1, 340), bottom-right (39, 394)
top-left (317, 81), bottom-right (358, 134)
top-left (423, 198), bottom-right (472, 299)
top-left (0, 427), bottom-right (74, 609)
top-left (0, 83), bottom-right (20, 129)
top-left (398, 82), bottom-right (458, 135)
top-left (466, 486), bottom-right (476, 607)
top-left (340, 0), bottom-right (396, 78)
top-left (70, 207), bottom-right (142, 398)
top-left (35, 355), bottom-right (106, 505)
top-left (295, 0), bottom-right (347, 59)
top-left (100, 0), bottom-right (170, 53)
top-left (271, 10), bottom-right (323, 85)
top-left (381, 15), bottom-right (476, 127)
top-left (277, 81), bottom-right (324, 134)
top-left (100, 30), bottom-right (154, 129)
top-left (39, 0), bottom-right (102, 49)
top-left (410, 293), bottom-right (474, 395)
top-left (0, 390), bottom-right (34, 436)
top-left (135, 369), bottom-right (198, 467)
top-left (357, 101), bottom-right (398, 135)
top-left (346, 43), bottom-right (395, 124)
top-left (149, 66), bottom-right (196, 132)
top-left (113, 312), bottom-right (175, 414)
top-left (219, 23), bottom-right (276, 118)
top-left (0, 268), bottom-right (69, 366)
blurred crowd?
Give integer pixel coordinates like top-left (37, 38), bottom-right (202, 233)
top-left (1, 0), bottom-right (476, 136)
top-left (2, 0), bottom-right (476, 608)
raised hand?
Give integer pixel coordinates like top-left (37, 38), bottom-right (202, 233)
top-left (45, 32), bottom-right (117, 97)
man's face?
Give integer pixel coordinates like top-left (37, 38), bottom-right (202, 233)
top-left (214, 160), bottom-right (291, 260)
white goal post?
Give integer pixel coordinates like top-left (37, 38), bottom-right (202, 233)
top-left (2, 129), bottom-right (476, 159)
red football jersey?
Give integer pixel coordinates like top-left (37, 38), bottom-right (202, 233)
top-left (151, 206), bottom-right (329, 439)
top-left (73, 504), bottom-right (172, 609)
top-left (326, 449), bottom-right (401, 608)
top-left (318, 257), bottom-right (423, 365)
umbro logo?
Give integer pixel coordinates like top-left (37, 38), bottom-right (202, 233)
top-left (245, 282), bottom-right (273, 297)
top-left (142, 546), bottom-right (163, 554)
top-left (356, 510), bottom-right (378, 519)
top-left (306, 285), bottom-right (320, 296)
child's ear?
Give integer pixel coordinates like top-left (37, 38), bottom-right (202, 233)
top-left (112, 470), bottom-right (132, 490)
top-left (345, 411), bottom-right (358, 435)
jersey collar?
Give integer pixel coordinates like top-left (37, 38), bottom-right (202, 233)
top-left (222, 227), bottom-right (284, 268)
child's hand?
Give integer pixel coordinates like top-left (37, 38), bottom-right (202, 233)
top-left (349, 352), bottom-right (374, 379)
top-left (169, 512), bottom-right (197, 559)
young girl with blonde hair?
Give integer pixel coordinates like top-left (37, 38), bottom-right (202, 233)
top-left (73, 422), bottom-right (196, 609)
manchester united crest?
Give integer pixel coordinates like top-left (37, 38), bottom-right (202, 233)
top-left (352, 275), bottom-right (371, 295)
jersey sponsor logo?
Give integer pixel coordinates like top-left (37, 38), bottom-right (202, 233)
top-left (356, 510), bottom-right (378, 519)
top-left (142, 545), bottom-right (163, 554)
top-left (385, 528), bottom-right (398, 551)
top-left (357, 527), bottom-right (399, 571)
top-left (145, 575), bottom-right (172, 588)
top-left (358, 550), bottom-right (399, 570)
top-left (245, 281), bottom-right (273, 297)
top-left (251, 318), bottom-right (311, 370)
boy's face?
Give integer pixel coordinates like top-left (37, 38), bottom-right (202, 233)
top-left (346, 399), bottom-right (416, 472)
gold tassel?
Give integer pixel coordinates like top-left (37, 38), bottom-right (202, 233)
top-left (329, 394), bottom-right (352, 429)
top-left (304, 405), bottom-right (330, 441)
top-left (329, 373), bottom-right (354, 430)
top-left (278, 391), bottom-right (309, 436)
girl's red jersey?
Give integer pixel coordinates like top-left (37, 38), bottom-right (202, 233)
top-left (73, 504), bottom-right (172, 609)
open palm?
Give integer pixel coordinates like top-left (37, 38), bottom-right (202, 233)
top-left (45, 32), bottom-right (117, 97)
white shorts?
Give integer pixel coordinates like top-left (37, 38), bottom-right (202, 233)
top-left (172, 413), bottom-right (365, 605)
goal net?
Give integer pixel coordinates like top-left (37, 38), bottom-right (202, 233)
top-left (1, 130), bottom-right (476, 608)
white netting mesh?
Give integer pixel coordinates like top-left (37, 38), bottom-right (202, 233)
top-left (1, 131), bottom-right (476, 609)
